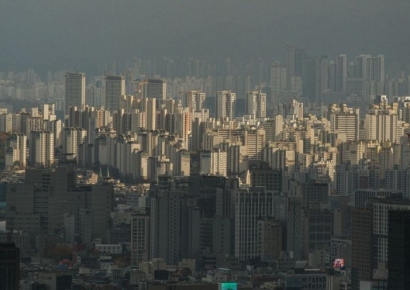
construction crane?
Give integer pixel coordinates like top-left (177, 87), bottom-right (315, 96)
top-left (125, 69), bottom-right (139, 96)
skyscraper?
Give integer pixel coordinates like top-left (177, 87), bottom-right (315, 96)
top-left (388, 210), bottom-right (410, 290)
top-left (140, 79), bottom-right (167, 101)
top-left (286, 44), bottom-right (306, 91)
top-left (0, 243), bottom-right (20, 290)
top-left (215, 90), bottom-right (236, 120)
top-left (336, 54), bottom-right (347, 92)
top-left (105, 75), bottom-right (125, 111)
top-left (65, 72), bottom-right (85, 115)
top-left (235, 186), bottom-right (277, 260)
top-left (270, 62), bottom-right (287, 103)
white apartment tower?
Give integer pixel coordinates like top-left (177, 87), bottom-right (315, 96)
top-left (245, 91), bottom-right (267, 118)
top-left (28, 131), bottom-right (54, 168)
top-left (5, 133), bottom-right (27, 170)
top-left (244, 128), bottom-right (266, 161)
top-left (216, 91), bottom-right (236, 120)
top-left (328, 104), bottom-right (360, 141)
top-left (105, 75), bottom-right (125, 111)
top-left (62, 127), bottom-right (87, 159)
top-left (200, 149), bottom-right (227, 176)
top-left (264, 115), bottom-right (284, 143)
top-left (185, 91), bottom-right (206, 111)
top-left (65, 72), bottom-right (85, 115)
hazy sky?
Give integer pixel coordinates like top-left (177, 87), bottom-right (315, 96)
top-left (1, 0), bottom-right (409, 73)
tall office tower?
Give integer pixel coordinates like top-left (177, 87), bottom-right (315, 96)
top-left (264, 115), bottom-right (284, 142)
top-left (150, 189), bottom-right (200, 265)
top-left (328, 104), bottom-right (360, 141)
top-left (62, 127), bottom-right (87, 159)
top-left (131, 210), bottom-right (150, 267)
top-left (303, 55), bottom-right (328, 103)
top-left (351, 207), bottom-right (373, 290)
top-left (270, 62), bottom-right (287, 103)
top-left (245, 91), bottom-right (267, 118)
top-left (287, 197), bottom-right (303, 260)
top-left (185, 91), bottom-right (206, 111)
top-left (388, 210), bottom-right (410, 290)
top-left (374, 55), bottom-right (385, 83)
top-left (145, 98), bottom-right (156, 130)
top-left (65, 72), bottom-right (85, 115)
top-left (335, 54), bottom-right (347, 92)
top-left (140, 79), bottom-right (167, 101)
top-left (5, 133), bottom-right (27, 170)
top-left (385, 166), bottom-right (410, 197)
top-left (301, 204), bottom-right (333, 259)
top-left (7, 167), bottom-right (113, 240)
top-left (200, 149), bottom-right (227, 176)
top-left (286, 44), bottom-right (306, 90)
top-left (368, 197), bottom-right (410, 279)
top-left (244, 128), bottom-right (265, 161)
top-left (256, 217), bottom-right (282, 261)
top-left (28, 131), bottom-right (54, 168)
top-left (105, 75), bottom-right (125, 111)
top-left (248, 161), bottom-right (282, 192)
top-left (215, 90), bottom-right (236, 120)
top-left (353, 189), bottom-right (400, 209)
top-left (0, 243), bottom-right (20, 290)
top-left (235, 186), bottom-right (277, 261)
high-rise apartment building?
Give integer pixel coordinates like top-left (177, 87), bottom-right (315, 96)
top-left (65, 72), bottom-right (85, 115)
top-left (105, 75), bottom-right (125, 111)
top-left (244, 128), bottom-right (265, 161)
top-left (62, 127), bottom-right (87, 159)
top-left (140, 79), bottom-right (167, 101)
top-left (264, 115), bottom-right (283, 142)
top-left (185, 91), bottom-right (206, 111)
top-left (28, 131), bottom-right (54, 168)
top-left (328, 104), bottom-right (360, 141)
top-left (200, 149), bottom-right (227, 176)
top-left (335, 54), bottom-right (347, 92)
top-left (365, 108), bottom-right (398, 143)
top-left (215, 91), bottom-right (236, 120)
top-left (270, 62), bottom-right (287, 103)
top-left (245, 91), bottom-right (266, 118)
top-left (5, 133), bottom-right (27, 170)
top-left (286, 44), bottom-right (306, 91)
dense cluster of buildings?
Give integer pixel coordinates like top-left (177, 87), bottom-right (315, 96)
top-left (2, 48), bottom-right (410, 289)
